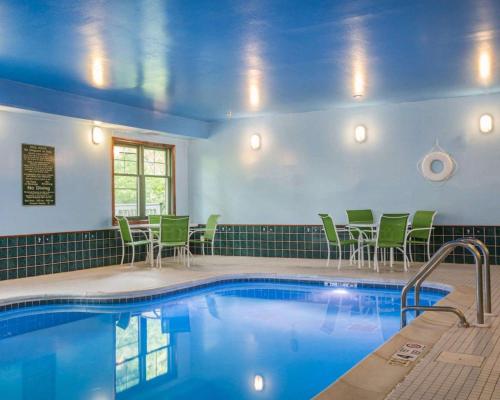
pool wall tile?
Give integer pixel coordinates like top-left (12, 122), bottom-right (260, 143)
top-left (0, 224), bottom-right (497, 281)
top-left (189, 224), bottom-right (500, 266)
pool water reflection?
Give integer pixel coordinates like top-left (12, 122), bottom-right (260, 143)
top-left (0, 282), bottom-right (444, 400)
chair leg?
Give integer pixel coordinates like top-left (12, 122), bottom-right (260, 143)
top-left (408, 243), bottom-right (414, 264)
top-left (211, 240), bottom-right (215, 256)
top-left (186, 245), bottom-right (191, 268)
top-left (337, 244), bottom-right (342, 270)
top-left (400, 247), bottom-right (409, 272)
top-left (131, 246), bottom-right (135, 266)
top-left (427, 241), bottom-right (431, 261)
top-left (326, 244), bottom-right (330, 267)
top-left (121, 242), bottom-right (125, 265)
top-left (202, 242), bottom-right (205, 256)
top-left (389, 248), bottom-right (394, 269)
top-left (374, 246), bottom-right (379, 272)
top-left (156, 245), bottom-right (162, 268)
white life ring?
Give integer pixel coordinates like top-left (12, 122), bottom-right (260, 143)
top-left (421, 151), bottom-right (454, 182)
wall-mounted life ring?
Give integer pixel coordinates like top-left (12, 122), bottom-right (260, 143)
top-left (420, 151), bottom-right (455, 182)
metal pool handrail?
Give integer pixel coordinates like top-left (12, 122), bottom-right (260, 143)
top-left (460, 238), bottom-right (491, 315)
top-left (412, 238), bottom-right (491, 318)
top-left (401, 238), bottom-right (491, 328)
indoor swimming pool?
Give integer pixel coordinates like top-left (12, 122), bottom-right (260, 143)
top-left (0, 279), bottom-right (446, 400)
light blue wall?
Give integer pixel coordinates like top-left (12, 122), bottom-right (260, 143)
top-left (0, 108), bottom-right (190, 236)
top-left (189, 93), bottom-right (500, 225)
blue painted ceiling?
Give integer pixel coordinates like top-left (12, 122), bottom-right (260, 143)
top-left (0, 0), bottom-right (499, 122)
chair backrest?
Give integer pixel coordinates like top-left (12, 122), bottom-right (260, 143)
top-left (411, 211), bottom-right (437, 240)
top-left (204, 214), bottom-right (220, 241)
top-left (117, 217), bottom-right (133, 244)
top-left (346, 209), bottom-right (374, 239)
top-left (159, 215), bottom-right (190, 244)
top-left (319, 214), bottom-right (339, 243)
top-left (148, 215), bottom-right (161, 234)
top-left (377, 214), bottom-right (409, 246)
top-left (346, 209), bottom-right (374, 224)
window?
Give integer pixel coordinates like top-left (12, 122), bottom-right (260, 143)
top-left (113, 139), bottom-right (174, 219)
top-left (115, 316), bottom-right (140, 393)
top-left (115, 312), bottom-right (172, 394)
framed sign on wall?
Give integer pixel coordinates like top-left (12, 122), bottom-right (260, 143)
top-left (22, 144), bottom-right (56, 206)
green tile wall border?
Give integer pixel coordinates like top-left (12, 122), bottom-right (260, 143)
top-left (0, 225), bottom-right (497, 281)
top-left (189, 224), bottom-right (499, 266)
top-left (0, 229), bottom-right (149, 281)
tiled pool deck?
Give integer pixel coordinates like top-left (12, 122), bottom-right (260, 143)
top-left (0, 256), bottom-right (498, 400)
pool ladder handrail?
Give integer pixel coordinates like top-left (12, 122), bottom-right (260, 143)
top-left (401, 238), bottom-right (491, 328)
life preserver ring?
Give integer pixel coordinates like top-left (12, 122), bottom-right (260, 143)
top-left (420, 151), bottom-right (454, 182)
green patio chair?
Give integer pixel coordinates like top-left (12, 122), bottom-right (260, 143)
top-left (364, 214), bottom-right (410, 272)
top-left (407, 211), bottom-right (437, 263)
top-left (189, 214), bottom-right (220, 256)
top-left (319, 214), bottom-right (359, 269)
top-left (147, 215), bottom-right (161, 240)
top-left (346, 209), bottom-right (375, 265)
top-left (117, 217), bottom-right (152, 266)
top-left (346, 209), bottom-right (374, 225)
top-left (156, 215), bottom-right (190, 268)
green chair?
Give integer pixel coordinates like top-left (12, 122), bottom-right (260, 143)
top-left (346, 209), bottom-right (375, 265)
top-left (364, 214), bottom-right (410, 272)
top-left (156, 215), bottom-right (190, 268)
top-left (117, 217), bottom-right (153, 266)
top-left (189, 214), bottom-right (220, 256)
top-left (346, 209), bottom-right (374, 225)
top-left (407, 211), bottom-right (437, 263)
top-left (147, 215), bottom-right (161, 240)
top-left (319, 214), bottom-right (359, 269)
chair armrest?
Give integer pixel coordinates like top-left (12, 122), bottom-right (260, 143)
top-left (131, 229), bottom-right (150, 241)
top-left (405, 227), bottom-right (434, 240)
top-left (347, 227), bottom-right (374, 240)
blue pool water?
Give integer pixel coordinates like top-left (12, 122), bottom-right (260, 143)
top-left (0, 280), bottom-right (445, 400)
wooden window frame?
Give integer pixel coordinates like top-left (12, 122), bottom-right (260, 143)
top-left (112, 137), bottom-right (176, 224)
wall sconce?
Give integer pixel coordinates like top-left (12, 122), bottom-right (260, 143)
top-left (354, 125), bottom-right (367, 143)
top-left (253, 375), bottom-right (264, 391)
top-left (92, 126), bottom-right (104, 145)
top-left (250, 133), bottom-right (261, 150)
top-left (479, 114), bottom-right (493, 133)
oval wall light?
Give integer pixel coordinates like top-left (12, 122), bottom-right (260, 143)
top-left (479, 114), bottom-right (493, 133)
top-left (250, 133), bottom-right (261, 150)
top-left (92, 126), bottom-right (104, 145)
top-left (354, 125), bottom-right (367, 143)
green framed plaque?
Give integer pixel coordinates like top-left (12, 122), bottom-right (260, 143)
top-left (22, 144), bottom-right (56, 206)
